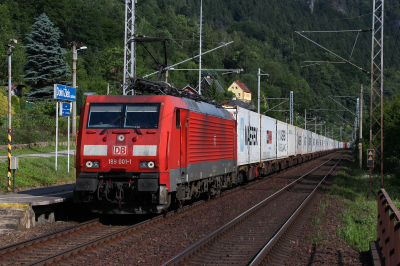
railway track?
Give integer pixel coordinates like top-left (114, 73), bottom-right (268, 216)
top-left (0, 152), bottom-right (340, 266)
top-left (162, 154), bottom-right (343, 266)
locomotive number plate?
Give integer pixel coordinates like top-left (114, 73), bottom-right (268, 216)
top-left (113, 146), bottom-right (127, 155)
top-left (109, 159), bottom-right (132, 165)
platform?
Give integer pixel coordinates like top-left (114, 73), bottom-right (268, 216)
top-left (0, 183), bottom-right (75, 233)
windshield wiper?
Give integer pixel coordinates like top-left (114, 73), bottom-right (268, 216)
top-left (99, 116), bottom-right (121, 135)
top-left (125, 116), bottom-right (143, 135)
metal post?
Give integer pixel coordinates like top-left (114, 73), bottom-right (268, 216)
top-left (198, 0), bottom-right (203, 95)
top-left (258, 68), bottom-right (260, 114)
top-left (55, 102), bottom-right (58, 171)
top-left (304, 109), bottom-right (306, 130)
top-left (72, 42), bottom-right (77, 137)
top-left (359, 84), bottom-right (363, 171)
top-left (123, 0), bottom-right (136, 95)
top-left (314, 117), bottom-right (316, 133)
top-left (290, 91), bottom-right (293, 125)
top-left (107, 83), bottom-right (109, 95)
top-left (370, 0), bottom-right (385, 194)
top-left (340, 126), bottom-right (342, 141)
top-left (6, 41), bottom-right (14, 191)
top-left (67, 115), bottom-right (70, 173)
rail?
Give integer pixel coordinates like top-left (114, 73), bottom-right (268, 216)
top-left (162, 153), bottom-right (342, 265)
top-left (249, 155), bottom-right (343, 265)
top-left (377, 189), bottom-right (400, 266)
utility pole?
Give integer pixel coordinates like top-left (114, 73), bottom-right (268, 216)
top-left (354, 97), bottom-right (359, 142)
top-left (340, 126), bottom-right (342, 141)
top-left (258, 68), bottom-right (260, 114)
top-left (370, 0), bottom-right (384, 195)
top-left (123, 0), bottom-right (136, 95)
top-left (290, 91), bottom-right (293, 125)
top-left (257, 68), bottom-right (269, 114)
top-left (314, 117), bottom-right (316, 133)
top-left (72, 42), bottom-right (77, 136)
top-left (304, 109), bottom-right (307, 130)
top-left (6, 39), bottom-right (16, 192)
top-left (198, 0), bottom-right (203, 95)
top-left (359, 84), bottom-right (363, 171)
top-left (70, 42), bottom-right (86, 136)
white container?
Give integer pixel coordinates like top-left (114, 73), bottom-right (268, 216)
top-left (260, 115), bottom-right (276, 161)
top-left (277, 121), bottom-right (288, 159)
top-left (312, 132), bottom-right (317, 152)
top-left (318, 135), bottom-right (324, 151)
top-left (225, 106), bottom-right (260, 166)
top-left (295, 127), bottom-right (303, 155)
top-left (302, 129), bottom-right (307, 154)
top-left (307, 130), bottom-right (312, 153)
top-left (288, 124), bottom-right (296, 156)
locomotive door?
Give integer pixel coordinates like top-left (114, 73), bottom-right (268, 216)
top-left (175, 108), bottom-right (188, 177)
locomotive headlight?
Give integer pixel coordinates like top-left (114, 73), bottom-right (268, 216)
top-left (140, 161), bottom-right (155, 168)
top-left (86, 161), bottom-right (100, 168)
top-left (118, 135), bottom-right (125, 141)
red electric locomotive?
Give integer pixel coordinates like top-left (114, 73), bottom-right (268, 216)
top-left (74, 95), bottom-right (237, 214)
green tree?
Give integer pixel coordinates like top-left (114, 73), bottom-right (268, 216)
top-left (23, 13), bottom-right (70, 101)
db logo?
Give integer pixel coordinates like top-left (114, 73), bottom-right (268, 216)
top-left (113, 146), bottom-right (127, 155)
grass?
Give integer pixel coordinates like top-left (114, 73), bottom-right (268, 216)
top-left (0, 156), bottom-right (75, 192)
top-left (1, 145), bottom-right (75, 156)
top-left (325, 159), bottom-right (400, 252)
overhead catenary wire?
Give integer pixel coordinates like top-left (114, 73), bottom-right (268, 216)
top-left (297, 3), bottom-right (400, 24)
top-left (296, 31), bottom-right (370, 75)
top-left (298, 29), bottom-right (371, 33)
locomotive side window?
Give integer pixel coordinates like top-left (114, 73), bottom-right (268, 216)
top-left (125, 103), bottom-right (160, 129)
top-left (176, 109), bottom-right (180, 129)
top-left (87, 104), bottom-right (123, 128)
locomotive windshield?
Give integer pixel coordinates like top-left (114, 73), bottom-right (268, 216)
top-left (86, 103), bottom-right (160, 129)
top-left (87, 104), bottom-right (123, 128)
top-left (124, 103), bottom-right (160, 129)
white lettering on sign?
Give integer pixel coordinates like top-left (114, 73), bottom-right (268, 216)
top-left (113, 146), bottom-right (127, 155)
top-left (109, 159), bottom-right (131, 165)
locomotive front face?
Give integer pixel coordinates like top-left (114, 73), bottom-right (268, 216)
top-left (74, 97), bottom-right (170, 214)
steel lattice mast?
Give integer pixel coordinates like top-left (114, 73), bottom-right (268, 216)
top-left (123, 0), bottom-right (136, 95)
top-left (369, 0), bottom-right (384, 196)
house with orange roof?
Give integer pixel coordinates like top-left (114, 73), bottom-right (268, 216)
top-left (227, 80), bottom-right (252, 102)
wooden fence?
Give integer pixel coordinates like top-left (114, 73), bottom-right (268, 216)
top-left (377, 189), bottom-right (400, 265)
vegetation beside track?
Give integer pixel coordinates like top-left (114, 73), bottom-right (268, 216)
top-left (319, 159), bottom-right (400, 252)
top-left (0, 156), bottom-right (75, 192)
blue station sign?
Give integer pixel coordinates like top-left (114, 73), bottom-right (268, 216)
top-left (60, 102), bottom-right (71, 117)
top-left (54, 84), bottom-right (76, 102)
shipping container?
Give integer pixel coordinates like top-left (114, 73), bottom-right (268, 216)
top-left (225, 106), bottom-right (260, 166)
top-left (260, 115), bottom-right (276, 161)
top-left (302, 129), bottom-right (307, 154)
top-left (288, 124), bottom-right (296, 156)
top-left (318, 135), bottom-right (324, 151)
top-left (277, 121), bottom-right (288, 159)
top-left (295, 127), bottom-right (303, 155)
top-left (312, 132), bottom-right (317, 152)
top-left (307, 130), bottom-right (312, 153)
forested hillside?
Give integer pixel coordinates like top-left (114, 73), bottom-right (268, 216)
top-left (1, 0), bottom-right (400, 141)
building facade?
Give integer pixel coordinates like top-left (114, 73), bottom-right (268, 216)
top-left (227, 80), bottom-right (251, 102)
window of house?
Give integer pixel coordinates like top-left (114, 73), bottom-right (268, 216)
top-left (238, 93), bottom-right (241, 97)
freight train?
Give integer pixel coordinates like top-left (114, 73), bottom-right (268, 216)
top-left (73, 95), bottom-right (346, 214)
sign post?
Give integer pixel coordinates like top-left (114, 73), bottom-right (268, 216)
top-left (60, 102), bottom-right (72, 172)
top-left (54, 84), bottom-right (76, 172)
